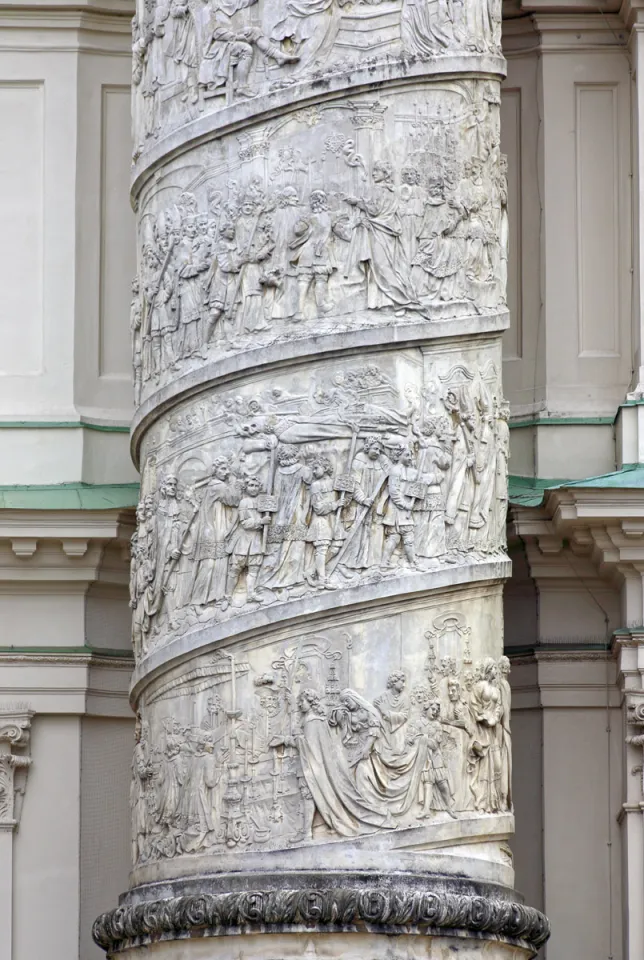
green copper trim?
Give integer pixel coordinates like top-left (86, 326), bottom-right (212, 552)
top-left (0, 482), bottom-right (139, 510)
top-left (0, 644), bottom-right (133, 659)
top-left (507, 475), bottom-right (569, 507)
top-left (509, 416), bottom-right (614, 430)
top-left (508, 463), bottom-right (644, 508)
top-left (506, 641), bottom-right (611, 655)
top-left (0, 421), bottom-right (129, 433)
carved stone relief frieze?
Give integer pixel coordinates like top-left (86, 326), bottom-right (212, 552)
top-left (130, 591), bottom-right (511, 867)
top-left (130, 345), bottom-right (509, 658)
top-left (131, 82), bottom-right (507, 405)
top-left (131, 0), bottom-right (503, 156)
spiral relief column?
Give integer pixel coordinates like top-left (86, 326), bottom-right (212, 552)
top-left (94, 2), bottom-right (549, 957)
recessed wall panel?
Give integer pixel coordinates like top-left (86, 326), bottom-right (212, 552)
top-left (576, 83), bottom-right (619, 358)
top-left (0, 82), bottom-right (44, 376)
top-left (99, 84), bottom-right (135, 379)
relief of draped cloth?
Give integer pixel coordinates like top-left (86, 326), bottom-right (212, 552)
top-left (270, 0), bottom-right (340, 73)
top-left (401, 0), bottom-right (454, 57)
top-left (262, 463), bottom-right (311, 589)
top-left (340, 453), bottom-right (388, 571)
top-left (191, 481), bottom-right (239, 605)
top-left (469, 679), bottom-right (502, 812)
top-left (297, 713), bottom-right (393, 837)
top-left (345, 185), bottom-right (418, 310)
top-left (370, 690), bottom-right (426, 815)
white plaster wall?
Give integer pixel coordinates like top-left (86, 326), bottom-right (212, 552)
top-left (502, 18), bottom-right (632, 462)
top-left (542, 704), bottom-right (623, 960)
top-left (80, 717), bottom-right (134, 960)
top-left (13, 716), bottom-right (81, 960)
top-left (0, 7), bottom-right (136, 484)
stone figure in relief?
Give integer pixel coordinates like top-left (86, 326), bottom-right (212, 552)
top-left (401, 0), bottom-right (455, 58)
top-left (142, 242), bottom-right (177, 381)
top-left (412, 701), bottom-right (457, 818)
top-left (191, 458), bottom-right (241, 606)
top-left (262, 445), bottom-right (313, 591)
top-left (339, 435), bottom-right (389, 574)
top-left (289, 189), bottom-right (337, 321)
top-left (199, 0), bottom-right (299, 102)
top-left (443, 677), bottom-right (474, 809)
top-left (202, 222), bottom-right (243, 344)
top-left (305, 455), bottom-right (341, 587)
top-left (156, 718), bottom-right (187, 832)
top-left (295, 688), bottom-right (394, 838)
top-left (498, 656), bottom-right (512, 810)
top-left (469, 389), bottom-right (496, 535)
top-left (176, 218), bottom-right (210, 359)
top-left (411, 178), bottom-right (466, 303)
top-left (344, 161), bottom-right (418, 311)
top-left (381, 444), bottom-right (418, 570)
top-left (224, 475), bottom-right (270, 606)
top-left (413, 424), bottom-right (450, 560)
top-left (131, 715), bottom-right (155, 863)
top-left (131, 276), bottom-right (143, 405)
top-left (468, 658), bottom-right (503, 813)
top-left (235, 196), bottom-right (275, 334)
top-left (270, 0), bottom-right (341, 76)
top-left (443, 389), bottom-right (476, 545)
top-left (270, 186), bottom-right (302, 321)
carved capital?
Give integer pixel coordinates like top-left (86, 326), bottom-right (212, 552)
top-left (0, 704), bottom-right (33, 830)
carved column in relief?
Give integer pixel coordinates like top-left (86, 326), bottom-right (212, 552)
top-left (96, 3), bottom-right (548, 959)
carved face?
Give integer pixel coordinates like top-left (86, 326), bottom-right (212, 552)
top-left (245, 477), bottom-right (261, 497)
top-left (365, 443), bottom-right (381, 461)
top-left (162, 477), bottom-right (178, 498)
top-left (214, 464), bottom-right (229, 481)
top-left (401, 448), bottom-right (414, 467)
top-left (448, 680), bottom-right (460, 701)
top-left (428, 702), bottom-right (441, 720)
top-left (389, 675), bottom-right (405, 694)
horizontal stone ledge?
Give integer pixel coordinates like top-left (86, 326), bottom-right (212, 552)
top-left (131, 315), bottom-right (509, 465)
top-left (93, 873), bottom-right (549, 955)
top-left (129, 812), bottom-right (515, 890)
top-left (131, 54), bottom-right (506, 193)
top-left (130, 559), bottom-right (510, 700)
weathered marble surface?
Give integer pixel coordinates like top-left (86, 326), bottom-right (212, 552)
top-left (131, 345), bottom-right (509, 659)
top-left (132, 81), bottom-right (508, 406)
top-left (130, 587), bottom-right (510, 869)
top-left (94, 1), bottom-right (549, 957)
top-left (131, 0), bottom-right (502, 160)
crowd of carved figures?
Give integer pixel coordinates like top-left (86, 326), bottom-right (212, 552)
top-left (132, 128), bottom-right (508, 401)
top-left (131, 0), bottom-right (502, 151)
top-left (131, 627), bottom-right (512, 865)
top-left (130, 359), bottom-right (509, 654)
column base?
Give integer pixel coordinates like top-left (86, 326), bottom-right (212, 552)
top-left (93, 872), bottom-right (549, 958)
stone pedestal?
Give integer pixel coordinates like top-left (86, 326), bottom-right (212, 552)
top-left (94, 1), bottom-right (548, 957)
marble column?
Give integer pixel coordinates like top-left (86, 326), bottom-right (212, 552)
top-left (94, 2), bottom-right (548, 958)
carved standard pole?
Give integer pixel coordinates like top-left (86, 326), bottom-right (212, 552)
top-left (96, 3), bottom-right (549, 958)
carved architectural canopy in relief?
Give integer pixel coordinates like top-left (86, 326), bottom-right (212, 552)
top-left (95, 0), bottom-right (548, 955)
